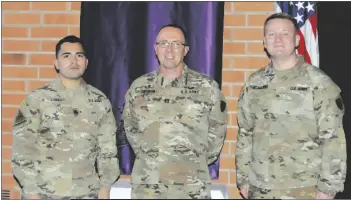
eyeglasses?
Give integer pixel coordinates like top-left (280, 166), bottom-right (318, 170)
top-left (156, 41), bottom-right (186, 49)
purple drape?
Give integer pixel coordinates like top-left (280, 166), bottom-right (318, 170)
top-left (80, 2), bottom-right (224, 180)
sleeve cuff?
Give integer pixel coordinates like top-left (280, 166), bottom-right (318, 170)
top-left (23, 184), bottom-right (41, 197)
top-left (317, 183), bottom-right (338, 197)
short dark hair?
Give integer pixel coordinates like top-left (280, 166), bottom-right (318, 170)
top-left (264, 13), bottom-right (299, 34)
top-left (55, 35), bottom-right (85, 58)
top-left (157, 24), bottom-right (188, 45)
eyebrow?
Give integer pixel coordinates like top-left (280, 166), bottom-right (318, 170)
top-left (60, 51), bottom-right (85, 56)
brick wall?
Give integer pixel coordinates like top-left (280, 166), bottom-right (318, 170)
top-left (1, 2), bottom-right (275, 199)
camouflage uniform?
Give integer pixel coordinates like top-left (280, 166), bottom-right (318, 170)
top-left (236, 56), bottom-right (347, 198)
top-left (122, 65), bottom-right (228, 199)
top-left (12, 77), bottom-right (120, 199)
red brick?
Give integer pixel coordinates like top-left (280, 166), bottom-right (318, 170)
top-left (232, 28), bottom-right (264, 41)
top-left (31, 27), bottom-right (68, 38)
top-left (2, 67), bottom-right (37, 79)
top-left (220, 157), bottom-right (235, 169)
top-left (2, 2), bottom-right (30, 10)
top-left (212, 171), bottom-right (229, 184)
top-left (4, 14), bottom-right (41, 24)
top-left (31, 2), bottom-right (68, 10)
top-left (2, 94), bottom-right (26, 106)
top-left (234, 2), bottom-right (275, 12)
top-left (2, 147), bottom-right (13, 160)
top-left (29, 54), bottom-right (55, 65)
top-left (2, 54), bottom-right (27, 65)
top-left (2, 80), bottom-right (26, 92)
top-left (232, 57), bottom-right (270, 69)
top-left (3, 40), bottom-right (40, 52)
top-left (44, 14), bottom-right (80, 25)
top-left (222, 71), bottom-right (245, 83)
top-left (2, 162), bottom-right (12, 174)
top-left (69, 27), bottom-right (80, 37)
top-left (2, 107), bottom-right (19, 119)
top-left (39, 67), bottom-right (57, 79)
top-left (223, 42), bottom-right (246, 55)
top-left (71, 2), bottom-right (81, 10)
top-left (2, 27), bottom-right (29, 38)
top-left (224, 14), bottom-right (246, 26)
top-left (28, 80), bottom-right (49, 91)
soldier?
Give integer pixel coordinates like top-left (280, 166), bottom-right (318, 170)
top-left (121, 24), bottom-right (228, 199)
top-left (235, 13), bottom-right (347, 199)
top-left (12, 35), bottom-right (120, 199)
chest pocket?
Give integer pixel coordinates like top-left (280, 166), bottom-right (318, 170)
top-left (249, 85), bottom-right (273, 117)
top-left (271, 86), bottom-right (314, 117)
top-left (39, 100), bottom-right (72, 142)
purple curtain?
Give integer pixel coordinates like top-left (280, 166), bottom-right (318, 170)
top-left (80, 2), bottom-right (224, 180)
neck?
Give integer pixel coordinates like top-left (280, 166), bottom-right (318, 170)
top-left (271, 54), bottom-right (299, 71)
top-left (59, 74), bottom-right (81, 89)
top-left (160, 63), bottom-right (184, 78)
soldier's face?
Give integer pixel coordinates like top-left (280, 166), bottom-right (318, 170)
top-left (55, 42), bottom-right (88, 80)
top-left (154, 27), bottom-right (189, 69)
top-left (263, 18), bottom-right (300, 59)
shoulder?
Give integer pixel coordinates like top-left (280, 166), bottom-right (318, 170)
top-left (22, 80), bottom-right (57, 106)
top-left (246, 65), bottom-right (270, 85)
top-left (86, 84), bottom-right (112, 109)
top-left (187, 68), bottom-right (220, 89)
top-left (127, 71), bottom-right (158, 95)
top-left (305, 63), bottom-right (341, 94)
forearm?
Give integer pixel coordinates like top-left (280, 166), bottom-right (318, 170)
top-left (97, 156), bottom-right (120, 188)
top-left (235, 127), bottom-right (253, 188)
top-left (317, 127), bottom-right (347, 196)
top-left (124, 118), bottom-right (142, 155)
top-left (12, 111), bottom-right (41, 196)
top-left (207, 123), bottom-right (226, 164)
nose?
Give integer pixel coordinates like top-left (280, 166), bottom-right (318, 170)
top-left (274, 33), bottom-right (284, 41)
top-left (165, 46), bottom-right (175, 52)
top-left (70, 55), bottom-right (79, 63)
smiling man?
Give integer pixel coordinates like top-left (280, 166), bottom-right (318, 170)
top-left (122, 24), bottom-right (228, 199)
top-left (12, 35), bottom-right (120, 199)
top-left (235, 13), bottom-right (347, 199)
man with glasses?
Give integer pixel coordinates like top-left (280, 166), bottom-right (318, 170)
top-left (122, 24), bottom-right (228, 199)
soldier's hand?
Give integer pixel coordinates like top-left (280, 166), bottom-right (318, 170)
top-left (98, 188), bottom-right (110, 199)
top-left (240, 186), bottom-right (249, 199)
top-left (316, 191), bottom-right (334, 199)
top-left (26, 194), bottom-right (40, 199)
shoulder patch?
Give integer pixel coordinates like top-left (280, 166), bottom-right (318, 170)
top-left (14, 110), bottom-right (26, 127)
top-left (220, 100), bottom-right (226, 112)
top-left (336, 96), bottom-right (344, 111)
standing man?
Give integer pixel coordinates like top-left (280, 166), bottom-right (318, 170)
top-left (122, 24), bottom-right (228, 199)
top-left (12, 35), bottom-right (120, 199)
top-left (236, 13), bottom-right (347, 199)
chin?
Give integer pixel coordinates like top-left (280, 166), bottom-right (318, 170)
top-left (162, 64), bottom-right (178, 69)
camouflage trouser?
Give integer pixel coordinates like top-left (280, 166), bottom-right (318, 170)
top-left (22, 193), bottom-right (98, 199)
top-left (131, 184), bottom-right (211, 199)
top-left (248, 185), bottom-right (316, 199)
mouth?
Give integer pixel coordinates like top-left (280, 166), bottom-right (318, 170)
top-left (70, 66), bottom-right (80, 70)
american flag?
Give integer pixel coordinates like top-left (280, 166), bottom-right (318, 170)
top-left (276, 1), bottom-right (319, 68)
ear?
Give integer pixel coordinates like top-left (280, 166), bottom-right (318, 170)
top-left (54, 59), bottom-right (59, 71)
top-left (85, 59), bottom-right (89, 69)
top-left (184, 46), bottom-right (190, 56)
top-left (295, 34), bottom-right (300, 47)
top-left (154, 44), bottom-right (157, 54)
top-left (263, 39), bottom-right (266, 49)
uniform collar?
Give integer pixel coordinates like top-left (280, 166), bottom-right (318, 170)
top-left (155, 64), bottom-right (189, 87)
top-left (52, 74), bottom-right (88, 91)
top-left (265, 55), bottom-right (305, 77)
